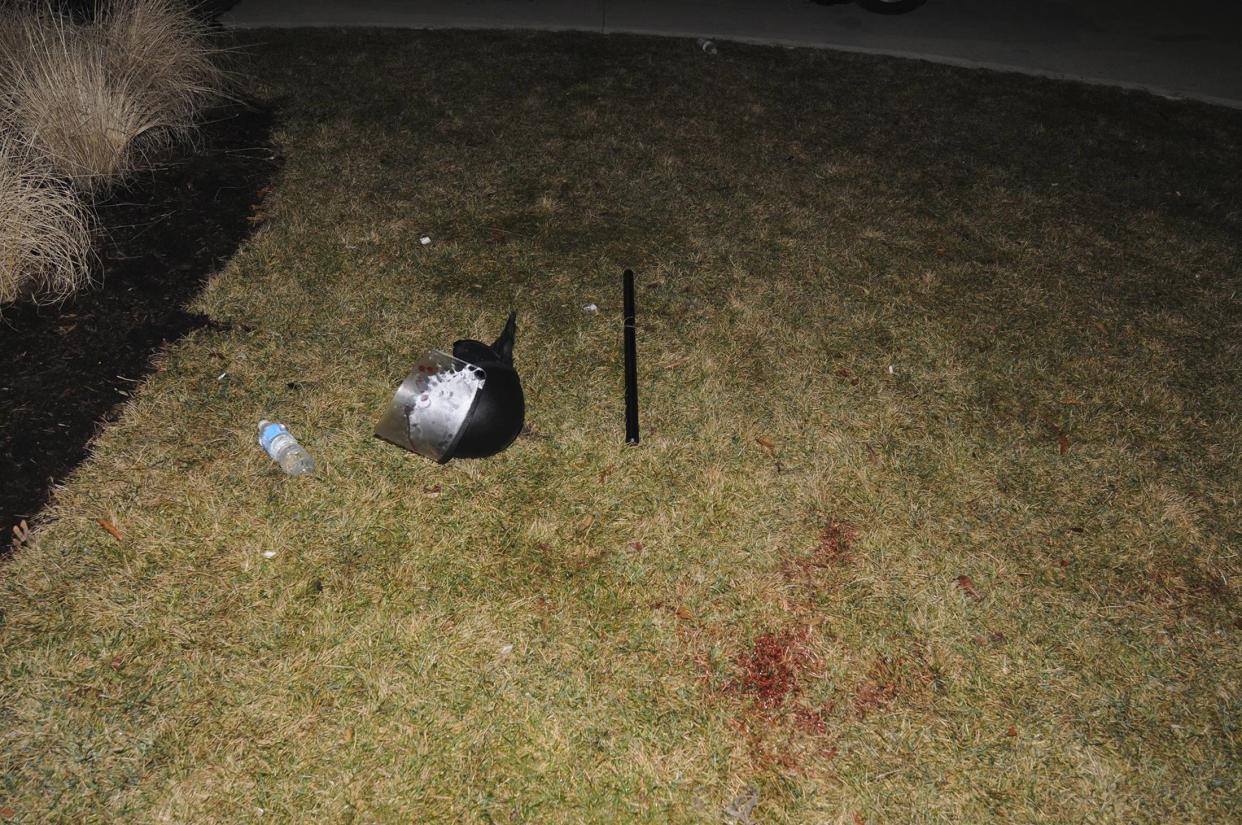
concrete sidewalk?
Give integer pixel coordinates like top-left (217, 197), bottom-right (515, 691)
top-left (220, 0), bottom-right (1242, 109)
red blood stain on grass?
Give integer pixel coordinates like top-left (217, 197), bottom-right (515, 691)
top-left (783, 521), bottom-right (858, 590)
top-left (731, 627), bottom-right (812, 711)
top-left (724, 626), bottom-right (840, 770)
top-left (853, 653), bottom-right (937, 718)
top-left (814, 521), bottom-right (857, 562)
top-left (689, 520), bottom-right (864, 772)
top-left (791, 702), bottom-right (834, 737)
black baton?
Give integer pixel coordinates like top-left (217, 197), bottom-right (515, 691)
top-left (623, 269), bottom-right (639, 444)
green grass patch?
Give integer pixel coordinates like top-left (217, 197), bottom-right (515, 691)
top-left (2, 29), bottom-right (1240, 823)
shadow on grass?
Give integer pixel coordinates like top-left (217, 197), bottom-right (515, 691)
top-left (0, 105), bottom-right (281, 555)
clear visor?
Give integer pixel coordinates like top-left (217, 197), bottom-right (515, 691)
top-left (375, 351), bottom-right (486, 462)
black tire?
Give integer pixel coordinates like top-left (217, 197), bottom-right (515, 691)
top-left (856, 0), bottom-right (927, 14)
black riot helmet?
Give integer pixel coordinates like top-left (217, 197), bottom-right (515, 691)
top-left (375, 311), bottom-right (525, 462)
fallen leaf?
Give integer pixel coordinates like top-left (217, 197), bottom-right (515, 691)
top-left (1006, 725), bottom-right (1018, 737)
top-left (423, 484), bottom-right (442, 497)
top-left (755, 436), bottom-right (775, 453)
top-left (96, 519), bottom-right (123, 541)
top-left (723, 786), bottom-right (759, 825)
top-left (628, 541), bottom-right (644, 552)
top-left (675, 606), bottom-right (693, 621)
top-left (1039, 414), bottom-right (1071, 454)
top-left (109, 655), bottom-right (125, 670)
top-left (0, 806), bottom-right (15, 818)
top-left (956, 575), bottom-right (981, 599)
top-left (577, 514), bottom-right (595, 532)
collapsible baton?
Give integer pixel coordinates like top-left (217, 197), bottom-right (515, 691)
top-left (623, 269), bottom-right (639, 445)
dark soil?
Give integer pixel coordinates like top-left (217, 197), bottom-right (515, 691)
top-left (0, 105), bottom-right (280, 554)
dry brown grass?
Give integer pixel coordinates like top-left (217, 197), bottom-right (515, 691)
top-left (0, 1), bottom-right (223, 193)
top-left (98, 0), bottom-right (227, 123)
top-left (0, 11), bottom-right (33, 73)
top-left (1, 28), bottom-right (1240, 823)
top-left (0, 137), bottom-right (93, 305)
top-left (1, 9), bottom-right (174, 191)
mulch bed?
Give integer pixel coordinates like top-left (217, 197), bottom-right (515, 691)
top-left (0, 105), bottom-right (279, 554)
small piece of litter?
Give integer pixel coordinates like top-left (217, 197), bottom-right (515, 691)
top-left (887, 364), bottom-right (895, 374)
top-left (96, 518), bottom-right (124, 541)
top-left (262, 550), bottom-right (277, 559)
top-left (419, 236), bottom-right (431, 245)
top-left (217, 371), bottom-right (228, 381)
top-left (697, 38), bottom-right (718, 54)
top-left (499, 644), bottom-right (514, 656)
top-left (582, 303), bottom-right (599, 314)
top-left (724, 786), bottom-right (759, 825)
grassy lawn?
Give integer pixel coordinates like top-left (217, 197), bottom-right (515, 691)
top-left (2, 29), bottom-right (1240, 823)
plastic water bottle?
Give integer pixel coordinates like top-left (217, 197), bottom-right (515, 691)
top-left (258, 420), bottom-right (315, 476)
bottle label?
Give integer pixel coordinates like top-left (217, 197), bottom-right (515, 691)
top-left (259, 422), bottom-right (289, 452)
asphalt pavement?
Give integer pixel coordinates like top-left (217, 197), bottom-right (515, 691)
top-left (220, 0), bottom-right (1242, 108)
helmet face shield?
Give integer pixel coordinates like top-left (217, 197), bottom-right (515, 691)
top-left (375, 351), bottom-right (487, 463)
